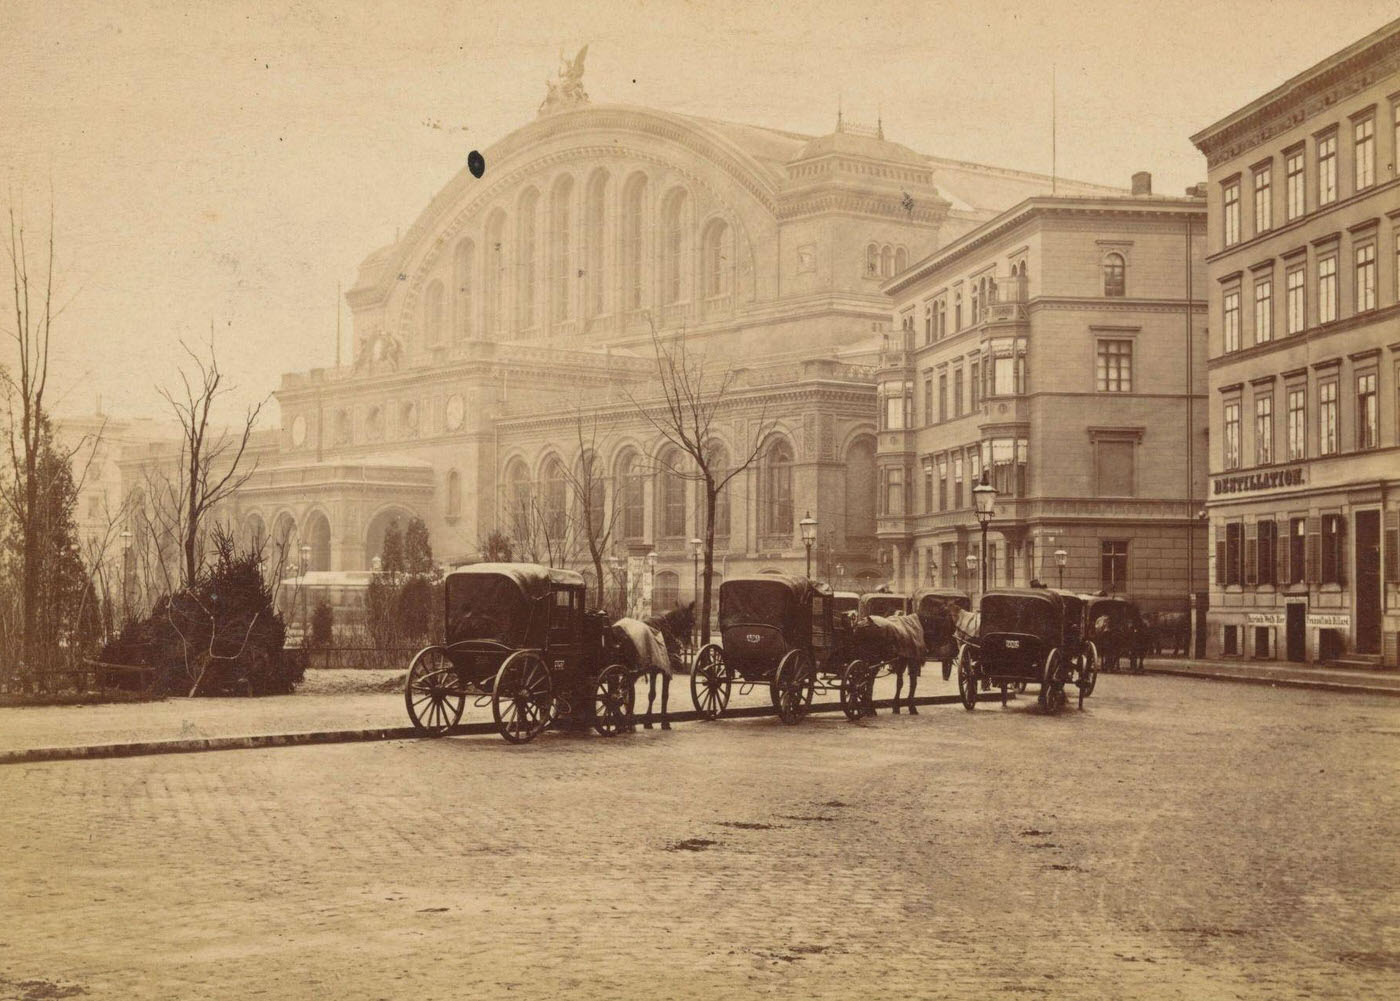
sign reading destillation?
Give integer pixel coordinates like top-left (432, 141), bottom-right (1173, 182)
top-left (1212, 466), bottom-right (1304, 495)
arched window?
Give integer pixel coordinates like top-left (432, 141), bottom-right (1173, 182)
top-left (1103, 253), bottom-right (1126, 297)
top-left (244, 513), bottom-right (267, 553)
top-left (453, 239), bottom-right (474, 341)
top-left (621, 175), bottom-right (647, 312)
top-left (661, 189), bottom-right (688, 305)
top-left (844, 437), bottom-right (876, 540)
top-left (484, 209), bottom-right (505, 338)
top-left (894, 247), bottom-right (908, 274)
top-left (701, 220), bottom-right (729, 298)
top-left (334, 409), bottom-right (351, 445)
top-left (578, 450), bottom-right (605, 538)
top-left (616, 451), bottom-right (644, 540)
top-left (954, 288), bottom-right (963, 330)
top-left (516, 189), bottom-right (539, 330)
top-left (880, 245), bottom-right (893, 278)
top-left (971, 279), bottom-right (981, 324)
top-left (423, 280), bottom-right (445, 347)
top-left (551, 176), bottom-right (573, 327)
top-left (583, 170), bottom-right (607, 319)
top-left (657, 448), bottom-right (686, 538)
top-left (304, 511), bottom-right (332, 572)
top-left (504, 459), bottom-right (531, 538)
top-left (653, 570), bottom-right (680, 611)
top-left (541, 456), bottom-right (567, 539)
top-left (446, 470), bottom-right (462, 519)
top-left (866, 243), bottom-right (879, 277)
top-left (761, 438), bottom-right (794, 538)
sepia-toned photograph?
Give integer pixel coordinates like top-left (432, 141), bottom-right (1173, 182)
top-left (2, 1), bottom-right (1398, 997)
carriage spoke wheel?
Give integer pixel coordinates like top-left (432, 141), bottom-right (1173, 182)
top-left (839, 660), bottom-right (875, 722)
top-left (404, 647), bottom-right (465, 736)
top-left (593, 663), bottom-right (634, 737)
top-left (492, 651), bottom-right (553, 744)
top-left (955, 645), bottom-right (978, 711)
top-left (1079, 641), bottom-right (1099, 705)
top-left (1040, 648), bottom-right (1067, 712)
top-left (689, 644), bottom-right (731, 721)
top-left (773, 651), bottom-right (814, 725)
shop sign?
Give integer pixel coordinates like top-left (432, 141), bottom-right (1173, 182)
top-left (1245, 612), bottom-right (1285, 626)
top-left (1306, 612), bottom-right (1350, 629)
top-left (1212, 466), bottom-right (1304, 495)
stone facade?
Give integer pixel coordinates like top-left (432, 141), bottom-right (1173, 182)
top-left (1190, 18), bottom-right (1400, 666)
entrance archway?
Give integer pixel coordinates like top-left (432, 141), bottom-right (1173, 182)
top-left (304, 511), bottom-right (332, 571)
top-left (364, 506), bottom-right (418, 569)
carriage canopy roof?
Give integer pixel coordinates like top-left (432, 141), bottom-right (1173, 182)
top-left (979, 588), bottom-right (1068, 641)
top-left (719, 573), bottom-right (829, 630)
top-left (447, 563), bottom-right (585, 599)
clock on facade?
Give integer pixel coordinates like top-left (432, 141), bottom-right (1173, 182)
top-left (291, 414), bottom-right (307, 447)
top-left (445, 393), bottom-right (465, 431)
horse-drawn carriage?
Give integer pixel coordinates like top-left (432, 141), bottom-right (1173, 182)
top-left (858, 591), bottom-right (909, 618)
top-left (403, 563), bottom-right (633, 743)
top-left (1084, 594), bottom-right (1146, 674)
top-left (911, 587), bottom-right (972, 681)
top-left (952, 587), bottom-right (1099, 712)
top-left (690, 572), bottom-right (873, 724)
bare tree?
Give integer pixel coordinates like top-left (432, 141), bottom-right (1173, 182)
top-left (625, 318), bottom-right (773, 642)
top-left (557, 403), bottom-right (624, 613)
top-left (154, 337), bottom-right (266, 588)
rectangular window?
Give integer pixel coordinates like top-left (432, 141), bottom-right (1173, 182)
top-left (1253, 163), bottom-right (1272, 234)
top-left (1354, 243), bottom-right (1376, 312)
top-left (1101, 541), bottom-right (1128, 593)
top-left (937, 454), bottom-right (948, 512)
top-left (1225, 523), bottom-right (1242, 586)
top-left (885, 466), bottom-right (904, 516)
top-left (1318, 132), bottom-right (1337, 205)
top-left (1319, 380), bottom-right (1338, 455)
top-left (970, 361), bottom-right (980, 410)
top-left (1287, 387), bottom-right (1306, 461)
top-left (938, 373), bottom-right (947, 423)
top-left (923, 464), bottom-right (933, 515)
top-left (1289, 517), bottom-right (1306, 584)
top-left (1253, 277), bottom-right (1273, 344)
top-left (1258, 519), bottom-right (1277, 586)
top-left (1096, 440), bottom-right (1135, 496)
top-left (1222, 180), bottom-right (1240, 246)
top-left (1096, 339), bottom-right (1132, 392)
top-left (1357, 372), bottom-right (1378, 450)
top-left (1223, 290), bottom-right (1241, 353)
top-left (1285, 149), bottom-right (1305, 220)
top-left (952, 453), bottom-right (964, 509)
top-left (953, 369), bottom-right (964, 417)
top-left (1322, 514), bottom-right (1346, 585)
top-left (1317, 255), bottom-right (1337, 324)
top-left (1254, 394), bottom-right (1273, 466)
top-left (1354, 116), bottom-right (1375, 190)
top-left (1286, 265), bottom-right (1305, 334)
top-left (923, 303), bottom-right (933, 344)
top-left (924, 378), bottom-right (933, 426)
top-left (1223, 401), bottom-right (1241, 469)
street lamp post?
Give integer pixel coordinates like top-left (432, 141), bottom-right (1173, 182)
top-left (1055, 548), bottom-right (1068, 589)
top-left (299, 543), bottom-right (312, 641)
top-left (800, 511), bottom-right (818, 579)
top-left (608, 555), bottom-right (622, 614)
top-left (646, 551), bottom-right (657, 617)
top-left (972, 471), bottom-right (997, 594)
top-left (120, 529), bottom-right (133, 623)
top-left (690, 537), bottom-right (703, 647)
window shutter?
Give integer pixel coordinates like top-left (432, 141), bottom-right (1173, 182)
top-left (1215, 538), bottom-right (1226, 585)
top-left (1305, 516), bottom-right (1321, 583)
top-left (1335, 516), bottom-right (1347, 587)
top-left (1245, 524), bottom-right (1258, 586)
top-left (1384, 510), bottom-right (1399, 583)
top-left (1277, 518), bottom-right (1290, 585)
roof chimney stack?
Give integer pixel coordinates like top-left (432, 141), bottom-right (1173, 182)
top-left (1131, 171), bottom-right (1152, 196)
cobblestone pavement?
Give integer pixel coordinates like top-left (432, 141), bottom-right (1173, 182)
top-left (2, 676), bottom-right (1398, 1000)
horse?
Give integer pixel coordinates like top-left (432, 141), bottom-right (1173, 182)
top-left (611, 601), bottom-right (695, 731)
top-left (848, 612), bottom-right (927, 714)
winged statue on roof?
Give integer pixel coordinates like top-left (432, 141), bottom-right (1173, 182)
top-left (539, 45), bottom-right (590, 115)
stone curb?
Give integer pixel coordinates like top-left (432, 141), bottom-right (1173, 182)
top-left (1142, 665), bottom-right (1400, 698)
top-left (0, 693), bottom-right (986, 766)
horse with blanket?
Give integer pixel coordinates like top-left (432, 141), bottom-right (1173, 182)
top-left (846, 611), bottom-right (928, 714)
top-left (609, 602), bottom-right (695, 730)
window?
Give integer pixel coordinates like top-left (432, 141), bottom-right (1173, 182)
top-left (584, 171), bottom-right (607, 318)
top-left (1354, 116), bottom-right (1375, 190)
top-left (517, 189), bottom-right (539, 330)
top-left (1254, 394), bottom-right (1273, 466)
top-left (1222, 290), bottom-right (1241, 352)
top-left (1287, 387), bottom-right (1306, 461)
top-left (541, 458), bottom-right (567, 539)
top-left (1289, 517), bottom-right (1306, 584)
top-left (1101, 541), bottom-right (1128, 592)
top-left (1253, 164), bottom-right (1272, 234)
top-left (1319, 380), bottom-right (1338, 455)
top-left (881, 246), bottom-right (893, 278)
top-left (1322, 514), bottom-right (1346, 585)
top-left (970, 361), bottom-right (980, 410)
top-left (1225, 522), bottom-right (1243, 585)
top-left (988, 437), bottom-right (1028, 497)
top-left (1103, 253), bottom-right (1125, 296)
top-left (661, 190), bottom-right (687, 305)
top-left (453, 239), bottom-right (474, 341)
top-left (923, 377), bottom-right (933, 426)
top-left (1257, 520), bottom-right (1277, 586)
top-left (1317, 132), bottom-right (1337, 205)
top-left (485, 210), bottom-right (505, 338)
top-left (1286, 265), bottom-right (1305, 334)
top-left (701, 220), bottom-right (729, 298)
top-left (938, 373), bottom-right (947, 422)
top-left (1222, 180), bottom-right (1240, 246)
top-left (1357, 372), bottom-right (1378, 450)
top-left (762, 439), bottom-right (793, 536)
top-left (622, 176), bottom-right (646, 311)
top-left (1254, 277), bottom-right (1273, 344)
top-left (1223, 401), bottom-right (1241, 469)
top-left (1095, 439), bottom-right (1134, 496)
top-left (936, 299), bottom-right (947, 339)
top-left (953, 288), bottom-right (963, 330)
top-left (617, 453), bottom-right (645, 540)
top-left (657, 451), bottom-right (686, 538)
top-left (937, 454), bottom-right (948, 511)
top-left (551, 177), bottom-right (573, 326)
top-left (1096, 339), bottom-right (1132, 392)
top-left (1354, 243), bottom-right (1376, 312)
top-left (1317, 255), bottom-right (1337, 324)
top-left (922, 463), bottom-right (933, 514)
top-left (952, 452), bottom-right (964, 509)
top-left (923, 302), bottom-right (933, 344)
top-left (1285, 149), bottom-right (1305, 220)
top-left (884, 466), bottom-right (904, 516)
top-left (971, 282), bottom-right (981, 324)
top-left (953, 369), bottom-right (963, 416)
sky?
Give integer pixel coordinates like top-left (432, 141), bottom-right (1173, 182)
top-left (4, 0), bottom-right (1396, 426)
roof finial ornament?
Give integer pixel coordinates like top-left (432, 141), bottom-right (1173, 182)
top-left (539, 44), bottom-right (590, 116)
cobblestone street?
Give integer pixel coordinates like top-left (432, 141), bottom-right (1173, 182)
top-left (3, 675), bottom-right (1399, 1000)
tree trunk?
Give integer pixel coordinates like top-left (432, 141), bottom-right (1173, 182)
top-left (701, 480), bottom-right (716, 644)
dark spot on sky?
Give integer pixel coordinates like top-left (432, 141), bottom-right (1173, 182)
top-left (468, 150), bottom-right (485, 178)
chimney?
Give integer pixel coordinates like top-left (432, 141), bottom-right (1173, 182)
top-left (1131, 171), bottom-right (1152, 196)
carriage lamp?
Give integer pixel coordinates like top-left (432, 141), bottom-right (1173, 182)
top-left (972, 472), bottom-right (997, 594)
top-left (1055, 548), bottom-right (1068, 589)
top-left (800, 512), bottom-right (818, 578)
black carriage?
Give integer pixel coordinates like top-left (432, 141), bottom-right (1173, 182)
top-left (832, 591), bottom-right (860, 616)
top-left (689, 573), bottom-right (870, 724)
top-left (403, 563), bottom-right (633, 743)
top-left (858, 591), bottom-right (910, 618)
top-left (911, 587), bottom-right (971, 679)
top-left (1084, 595), bottom-right (1145, 674)
top-left (953, 588), bottom-right (1098, 712)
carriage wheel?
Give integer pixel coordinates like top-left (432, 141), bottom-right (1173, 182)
top-left (773, 650), bottom-right (814, 725)
top-left (955, 645), bottom-right (978, 711)
top-left (404, 646), bottom-right (465, 736)
top-left (1079, 641), bottom-right (1099, 702)
top-left (839, 660), bottom-right (875, 722)
top-left (592, 663), bottom-right (634, 737)
top-left (491, 651), bottom-right (553, 744)
top-left (1040, 648), bottom-right (1066, 712)
top-left (689, 644), bottom-right (731, 720)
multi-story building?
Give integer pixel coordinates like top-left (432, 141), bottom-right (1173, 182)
top-left (1190, 18), bottom-right (1400, 666)
top-left (877, 176), bottom-right (1208, 612)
